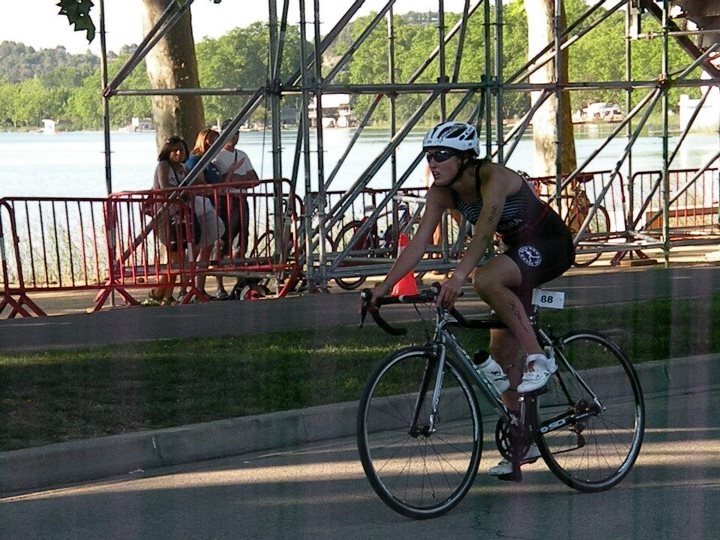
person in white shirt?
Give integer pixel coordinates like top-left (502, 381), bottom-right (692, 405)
top-left (211, 119), bottom-right (260, 300)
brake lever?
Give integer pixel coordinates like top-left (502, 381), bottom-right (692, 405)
top-left (358, 288), bottom-right (407, 336)
top-left (359, 288), bottom-right (371, 328)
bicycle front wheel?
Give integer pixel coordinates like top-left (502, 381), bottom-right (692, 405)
top-left (536, 331), bottom-right (645, 492)
top-left (356, 347), bottom-right (482, 520)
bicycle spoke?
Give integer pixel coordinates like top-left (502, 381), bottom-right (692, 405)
top-left (536, 332), bottom-right (645, 492)
top-left (357, 348), bottom-right (481, 519)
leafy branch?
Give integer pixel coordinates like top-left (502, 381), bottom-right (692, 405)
top-left (56, 0), bottom-right (96, 42)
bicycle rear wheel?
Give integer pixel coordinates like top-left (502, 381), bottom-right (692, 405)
top-left (332, 220), bottom-right (370, 290)
top-left (536, 331), bottom-right (645, 492)
top-left (571, 204), bottom-right (611, 267)
top-left (356, 347), bottom-right (482, 520)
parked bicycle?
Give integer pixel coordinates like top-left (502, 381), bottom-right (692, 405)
top-left (331, 198), bottom-right (417, 290)
top-left (356, 284), bottom-right (645, 519)
top-left (534, 172), bottom-right (612, 267)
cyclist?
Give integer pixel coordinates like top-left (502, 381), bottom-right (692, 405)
top-left (370, 121), bottom-right (575, 475)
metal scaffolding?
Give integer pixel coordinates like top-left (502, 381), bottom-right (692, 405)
top-left (99, 0), bottom-right (720, 293)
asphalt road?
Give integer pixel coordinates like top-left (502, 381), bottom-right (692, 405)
top-left (0, 386), bottom-right (717, 540)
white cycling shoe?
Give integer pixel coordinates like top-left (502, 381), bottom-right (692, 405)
top-left (488, 444), bottom-right (542, 476)
top-left (516, 353), bottom-right (557, 393)
top-left (475, 356), bottom-right (511, 394)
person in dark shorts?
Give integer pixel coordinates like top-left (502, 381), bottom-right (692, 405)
top-left (370, 121), bottom-right (574, 476)
top-left (211, 119), bottom-right (261, 300)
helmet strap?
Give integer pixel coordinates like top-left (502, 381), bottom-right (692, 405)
top-left (448, 156), bottom-right (475, 187)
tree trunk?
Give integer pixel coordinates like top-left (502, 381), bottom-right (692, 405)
top-left (140, 0), bottom-right (205, 150)
top-left (524, 0), bottom-right (576, 177)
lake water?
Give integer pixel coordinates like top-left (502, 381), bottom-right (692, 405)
top-left (0, 128), bottom-right (717, 199)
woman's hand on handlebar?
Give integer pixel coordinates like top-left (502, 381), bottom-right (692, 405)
top-left (436, 274), bottom-right (465, 309)
top-left (369, 281), bottom-right (391, 308)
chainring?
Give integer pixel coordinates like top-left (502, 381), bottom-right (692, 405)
top-left (494, 416), bottom-right (531, 462)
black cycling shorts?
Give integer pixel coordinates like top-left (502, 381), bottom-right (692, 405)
top-left (500, 211), bottom-right (575, 312)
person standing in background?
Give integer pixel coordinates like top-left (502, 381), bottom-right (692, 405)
top-left (146, 135), bottom-right (190, 306)
top-left (211, 119), bottom-right (260, 300)
top-left (184, 128), bottom-right (226, 300)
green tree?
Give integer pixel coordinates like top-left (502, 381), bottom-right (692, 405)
top-left (197, 23), bottom-right (276, 123)
top-left (196, 22), bottom-right (306, 125)
top-left (566, 0), bottom-right (700, 112)
top-left (341, 12), bottom-right (446, 125)
top-left (58, 0), bottom-right (205, 146)
top-left (8, 0), bottom-right (702, 133)
top-left (0, 84), bottom-right (12, 127)
top-left (64, 72), bottom-right (104, 128)
top-left (4, 78), bottom-right (57, 128)
top-left (107, 53), bottom-right (153, 127)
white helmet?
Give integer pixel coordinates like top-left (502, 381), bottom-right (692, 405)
top-left (422, 121), bottom-right (479, 156)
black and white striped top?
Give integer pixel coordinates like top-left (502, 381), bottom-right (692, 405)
top-left (451, 164), bottom-right (548, 243)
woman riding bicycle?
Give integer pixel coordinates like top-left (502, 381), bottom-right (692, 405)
top-left (371, 120), bottom-right (574, 417)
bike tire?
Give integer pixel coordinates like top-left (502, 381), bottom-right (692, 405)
top-left (245, 230), bottom-right (304, 297)
top-left (356, 347), bottom-right (482, 520)
top-left (571, 204), bottom-right (611, 267)
top-left (332, 220), bottom-right (370, 290)
top-left (250, 230), bottom-right (275, 260)
top-left (535, 331), bottom-right (645, 492)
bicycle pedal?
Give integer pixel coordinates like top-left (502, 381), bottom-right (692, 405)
top-left (519, 386), bottom-right (548, 397)
top-left (497, 469), bottom-right (523, 483)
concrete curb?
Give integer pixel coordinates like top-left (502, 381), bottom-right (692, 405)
top-left (0, 400), bottom-right (359, 495)
top-left (1, 354), bottom-right (717, 495)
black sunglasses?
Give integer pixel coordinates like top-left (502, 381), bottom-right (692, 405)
top-left (425, 149), bottom-right (457, 164)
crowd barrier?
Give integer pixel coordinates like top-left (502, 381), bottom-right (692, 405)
top-left (1, 168), bottom-right (718, 318)
top-left (0, 196), bottom-right (110, 317)
top-left (531, 168), bottom-right (719, 263)
top-left (0, 179), bottom-right (302, 318)
top-left (106, 178), bottom-right (303, 305)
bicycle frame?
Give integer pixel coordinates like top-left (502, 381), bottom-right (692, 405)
top-left (410, 308), bottom-right (510, 435)
top-left (429, 309), bottom-right (512, 422)
top-left (365, 290), bottom-right (605, 443)
top-left (430, 307), bottom-right (593, 440)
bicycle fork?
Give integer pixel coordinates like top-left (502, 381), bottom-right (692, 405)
top-left (407, 346), bottom-right (447, 438)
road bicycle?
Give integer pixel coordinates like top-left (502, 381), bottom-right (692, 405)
top-left (331, 194), bottom-right (471, 290)
top-left (534, 172), bottom-right (611, 267)
top-left (331, 198), bottom-right (418, 290)
top-left (356, 284), bottom-right (645, 519)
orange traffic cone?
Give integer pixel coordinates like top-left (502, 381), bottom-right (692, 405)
top-left (392, 233), bottom-right (419, 297)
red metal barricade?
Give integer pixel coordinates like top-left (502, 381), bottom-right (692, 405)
top-left (0, 196), bottom-right (109, 317)
top-left (0, 179), bottom-right (303, 318)
top-left (631, 168), bottom-right (719, 234)
top-left (2, 169), bottom-right (718, 318)
top-left (104, 178), bottom-right (303, 307)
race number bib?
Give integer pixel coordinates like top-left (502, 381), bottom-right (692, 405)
top-left (532, 289), bottom-right (565, 309)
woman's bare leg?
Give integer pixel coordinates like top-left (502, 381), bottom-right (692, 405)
top-left (488, 327), bottom-right (523, 411)
top-left (472, 255), bottom-right (542, 356)
top-left (195, 245), bottom-right (213, 293)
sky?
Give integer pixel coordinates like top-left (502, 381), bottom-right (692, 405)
top-left (3, 0), bottom-right (461, 55)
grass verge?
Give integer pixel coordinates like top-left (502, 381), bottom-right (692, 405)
top-left (1, 295), bottom-right (718, 452)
